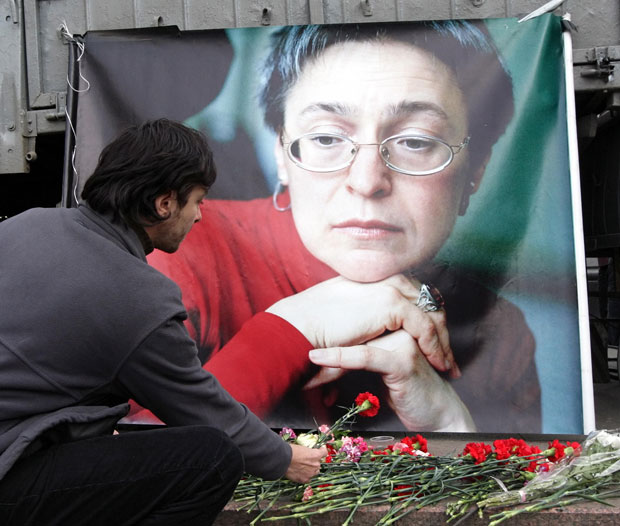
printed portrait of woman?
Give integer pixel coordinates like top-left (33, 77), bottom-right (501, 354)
top-left (74, 16), bottom-right (585, 434)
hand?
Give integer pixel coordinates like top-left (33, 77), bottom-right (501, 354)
top-left (306, 330), bottom-right (475, 432)
top-left (284, 444), bottom-right (327, 483)
top-left (266, 274), bottom-right (459, 377)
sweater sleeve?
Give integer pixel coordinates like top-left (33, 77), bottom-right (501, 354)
top-left (115, 316), bottom-right (292, 479)
top-left (205, 312), bottom-right (315, 417)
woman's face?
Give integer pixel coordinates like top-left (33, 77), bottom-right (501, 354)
top-left (275, 40), bottom-right (479, 283)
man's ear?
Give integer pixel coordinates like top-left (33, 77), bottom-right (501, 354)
top-left (458, 156), bottom-right (489, 216)
top-left (154, 190), bottom-right (177, 220)
top-left (274, 136), bottom-right (290, 186)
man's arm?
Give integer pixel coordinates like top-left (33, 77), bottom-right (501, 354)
top-left (116, 316), bottom-right (297, 479)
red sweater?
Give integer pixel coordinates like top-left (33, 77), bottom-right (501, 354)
top-left (145, 197), bottom-right (336, 419)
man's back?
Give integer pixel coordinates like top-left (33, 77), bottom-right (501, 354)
top-left (0, 206), bottom-right (181, 474)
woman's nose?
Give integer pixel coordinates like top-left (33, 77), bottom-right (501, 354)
top-left (345, 144), bottom-right (392, 198)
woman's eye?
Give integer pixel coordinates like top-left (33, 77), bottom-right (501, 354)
top-left (313, 135), bottom-right (338, 146)
top-left (401, 137), bottom-right (431, 150)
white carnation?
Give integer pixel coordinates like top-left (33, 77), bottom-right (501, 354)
top-left (296, 433), bottom-right (319, 448)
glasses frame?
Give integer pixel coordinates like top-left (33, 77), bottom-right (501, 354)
top-left (282, 132), bottom-right (470, 176)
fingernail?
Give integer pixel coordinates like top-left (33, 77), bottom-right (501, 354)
top-left (444, 359), bottom-right (451, 371)
top-left (309, 349), bottom-right (325, 360)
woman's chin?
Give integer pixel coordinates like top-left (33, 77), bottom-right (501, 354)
top-left (333, 262), bottom-right (407, 284)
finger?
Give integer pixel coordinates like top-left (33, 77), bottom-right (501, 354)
top-left (426, 309), bottom-right (460, 378)
top-left (399, 303), bottom-right (452, 373)
top-left (316, 446), bottom-right (328, 459)
top-left (308, 346), bottom-right (407, 376)
top-left (389, 274), bottom-right (459, 377)
top-left (379, 275), bottom-right (452, 373)
top-left (303, 366), bottom-right (347, 390)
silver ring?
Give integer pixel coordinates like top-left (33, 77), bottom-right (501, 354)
top-left (415, 283), bottom-right (445, 313)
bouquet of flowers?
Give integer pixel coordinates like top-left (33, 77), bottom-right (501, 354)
top-left (476, 429), bottom-right (620, 524)
top-left (233, 394), bottom-right (619, 525)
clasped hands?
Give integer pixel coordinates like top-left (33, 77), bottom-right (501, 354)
top-left (267, 274), bottom-right (475, 433)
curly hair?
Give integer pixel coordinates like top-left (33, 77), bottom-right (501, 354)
top-left (82, 119), bottom-right (216, 226)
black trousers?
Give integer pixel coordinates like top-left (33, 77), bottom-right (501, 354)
top-left (0, 425), bottom-right (244, 526)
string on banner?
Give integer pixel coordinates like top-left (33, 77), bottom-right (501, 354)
top-left (59, 21), bottom-right (89, 205)
top-left (59, 21), bottom-right (90, 93)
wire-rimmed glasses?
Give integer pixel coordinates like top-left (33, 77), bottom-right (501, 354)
top-left (282, 132), bottom-right (470, 176)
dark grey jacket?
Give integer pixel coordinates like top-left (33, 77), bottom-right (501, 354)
top-left (0, 205), bottom-right (291, 480)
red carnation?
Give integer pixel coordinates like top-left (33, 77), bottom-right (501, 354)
top-left (494, 438), bottom-right (543, 472)
top-left (493, 440), bottom-right (512, 461)
top-left (402, 434), bottom-right (428, 453)
top-left (394, 484), bottom-right (414, 499)
top-left (324, 443), bottom-right (338, 464)
top-left (355, 392), bottom-right (380, 417)
top-left (463, 442), bottom-right (492, 464)
top-left (493, 438), bottom-right (524, 460)
top-left (547, 439), bottom-right (581, 463)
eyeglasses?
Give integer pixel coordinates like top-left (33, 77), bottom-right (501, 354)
top-left (282, 132), bottom-right (470, 176)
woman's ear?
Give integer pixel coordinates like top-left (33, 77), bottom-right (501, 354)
top-left (274, 135), bottom-right (290, 186)
top-left (458, 156), bottom-right (489, 216)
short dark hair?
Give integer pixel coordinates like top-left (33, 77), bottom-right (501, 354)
top-left (259, 21), bottom-right (514, 173)
top-left (82, 119), bottom-right (216, 226)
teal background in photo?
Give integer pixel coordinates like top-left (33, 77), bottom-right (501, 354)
top-left (439, 15), bottom-right (582, 433)
top-left (185, 27), bottom-right (280, 190)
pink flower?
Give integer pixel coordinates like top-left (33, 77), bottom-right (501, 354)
top-left (340, 440), bottom-right (363, 462)
top-left (353, 436), bottom-right (369, 453)
top-left (279, 427), bottom-right (296, 440)
top-left (302, 486), bottom-right (313, 501)
top-left (341, 436), bottom-right (368, 453)
top-left (392, 442), bottom-right (409, 453)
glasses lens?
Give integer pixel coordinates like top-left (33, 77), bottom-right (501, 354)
top-left (382, 136), bottom-right (453, 175)
top-left (288, 134), bottom-right (355, 172)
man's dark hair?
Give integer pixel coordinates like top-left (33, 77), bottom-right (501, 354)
top-left (259, 21), bottom-right (514, 174)
top-left (82, 119), bottom-right (216, 226)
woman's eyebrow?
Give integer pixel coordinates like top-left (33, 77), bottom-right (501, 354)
top-left (299, 102), bottom-right (354, 117)
top-left (297, 100), bottom-right (449, 122)
top-left (385, 100), bottom-right (449, 121)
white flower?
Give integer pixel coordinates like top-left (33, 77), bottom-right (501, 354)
top-left (596, 431), bottom-right (620, 449)
top-left (296, 433), bottom-right (319, 448)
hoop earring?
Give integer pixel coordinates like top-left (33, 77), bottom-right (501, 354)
top-left (458, 181), bottom-right (477, 215)
top-left (272, 181), bottom-right (291, 212)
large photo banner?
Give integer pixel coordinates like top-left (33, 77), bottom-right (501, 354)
top-left (71, 14), bottom-right (587, 434)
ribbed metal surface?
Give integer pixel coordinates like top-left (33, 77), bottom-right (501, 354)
top-left (21, 0), bottom-right (620, 100)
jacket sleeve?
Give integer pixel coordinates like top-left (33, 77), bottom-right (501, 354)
top-left (115, 315), bottom-right (293, 479)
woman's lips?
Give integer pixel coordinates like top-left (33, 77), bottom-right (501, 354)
top-left (332, 219), bottom-right (403, 240)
